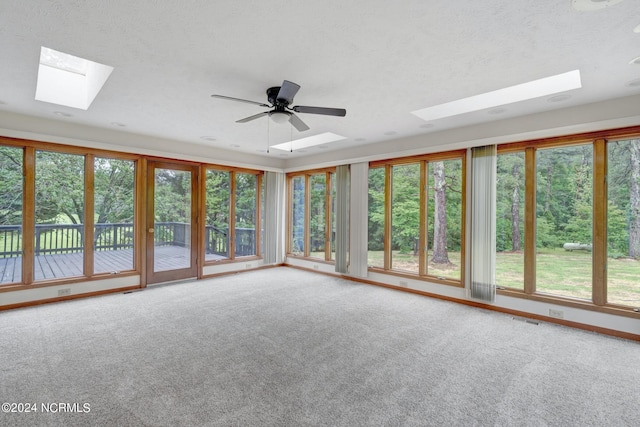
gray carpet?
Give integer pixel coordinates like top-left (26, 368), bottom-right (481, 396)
top-left (1, 267), bottom-right (638, 426)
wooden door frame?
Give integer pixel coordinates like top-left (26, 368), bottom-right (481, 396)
top-left (145, 161), bottom-right (199, 284)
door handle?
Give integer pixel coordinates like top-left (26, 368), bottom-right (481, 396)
top-left (148, 228), bottom-right (154, 233)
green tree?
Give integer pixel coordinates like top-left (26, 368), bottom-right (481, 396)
top-left (391, 164), bottom-right (420, 254)
top-left (431, 161), bottom-right (450, 263)
top-left (309, 174), bottom-right (326, 252)
top-left (0, 146), bottom-right (23, 226)
top-left (205, 170), bottom-right (230, 230)
top-left (368, 168), bottom-right (385, 251)
top-left (496, 152), bottom-right (524, 252)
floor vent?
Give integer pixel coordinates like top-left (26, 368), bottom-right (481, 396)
top-left (512, 317), bottom-right (539, 325)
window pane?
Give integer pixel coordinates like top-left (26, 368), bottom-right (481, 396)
top-left (235, 173), bottom-right (256, 257)
top-left (35, 151), bottom-right (85, 280)
top-left (153, 168), bottom-right (192, 272)
top-left (427, 159), bottom-right (463, 280)
top-left (94, 158), bottom-right (135, 273)
top-left (391, 163), bottom-right (420, 273)
top-left (330, 173), bottom-right (336, 260)
top-left (205, 170), bottom-right (230, 260)
top-left (496, 152), bottom-right (525, 289)
top-left (368, 167), bottom-right (385, 268)
top-left (607, 139), bottom-right (640, 306)
top-left (260, 175), bottom-right (265, 257)
top-left (309, 174), bottom-right (326, 259)
top-left (536, 145), bottom-right (592, 300)
top-left (290, 176), bottom-right (305, 255)
top-left (0, 146), bottom-right (23, 284)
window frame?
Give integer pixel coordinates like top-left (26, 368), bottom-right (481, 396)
top-left (368, 150), bottom-right (467, 286)
top-left (497, 126), bottom-right (640, 317)
top-left (202, 165), bottom-right (263, 264)
top-left (0, 136), bottom-right (142, 290)
top-left (286, 168), bottom-right (335, 262)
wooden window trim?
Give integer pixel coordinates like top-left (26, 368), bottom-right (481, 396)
top-left (202, 168), bottom-right (261, 264)
top-left (325, 172), bottom-right (332, 262)
top-left (369, 149), bottom-right (467, 169)
top-left (22, 147), bottom-right (35, 285)
top-left (84, 154), bottom-right (95, 277)
top-left (286, 171), bottom-right (336, 262)
top-left (419, 161), bottom-right (427, 276)
top-left (592, 139), bottom-right (607, 306)
top-left (524, 147), bottom-right (536, 295)
top-left (372, 154), bottom-right (466, 285)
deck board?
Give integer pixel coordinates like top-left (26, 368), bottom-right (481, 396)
top-left (0, 245), bottom-right (222, 285)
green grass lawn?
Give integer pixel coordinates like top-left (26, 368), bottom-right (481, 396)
top-left (368, 248), bottom-right (639, 306)
top-left (368, 250), bottom-right (461, 280)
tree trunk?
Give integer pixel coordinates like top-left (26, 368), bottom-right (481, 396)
top-left (431, 161), bottom-right (450, 264)
top-left (629, 140), bottom-right (640, 258)
top-left (511, 164), bottom-right (522, 251)
top-left (544, 163), bottom-right (553, 213)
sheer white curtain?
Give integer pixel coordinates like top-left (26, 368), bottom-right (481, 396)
top-left (263, 171), bottom-right (286, 265)
top-left (348, 162), bottom-right (369, 278)
top-left (469, 145), bottom-right (497, 302)
top-left (334, 165), bottom-right (349, 273)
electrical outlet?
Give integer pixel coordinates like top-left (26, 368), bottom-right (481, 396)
top-left (548, 308), bottom-right (564, 319)
top-left (313, 264), bottom-right (319, 270)
top-left (245, 263), bottom-right (252, 269)
top-left (57, 288), bottom-right (71, 297)
top-left (399, 281), bottom-right (408, 287)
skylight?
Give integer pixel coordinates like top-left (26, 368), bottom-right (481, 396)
top-left (270, 132), bottom-right (347, 151)
top-left (411, 70), bottom-right (582, 122)
top-left (35, 47), bottom-right (114, 110)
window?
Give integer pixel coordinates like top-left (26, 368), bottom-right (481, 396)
top-left (309, 174), bottom-right (327, 258)
top-left (205, 169), bottom-right (261, 261)
top-left (235, 172), bottom-right (257, 257)
top-left (535, 144), bottom-right (593, 300)
top-left (205, 170), bottom-right (230, 260)
top-left (496, 151), bottom-right (525, 289)
top-left (290, 176), bottom-right (305, 256)
top-left (391, 163), bottom-right (420, 273)
top-left (94, 157), bottom-right (135, 273)
top-left (368, 152), bottom-right (466, 283)
top-left (287, 170), bottom-right (335, 260)
top-left (329, 172), bottom-right (337, 260)
top-left (368, 167), bottom-right (385, 268)
top-left (0, 145), bottom-right (23, 285)
top-left (35, 150), bottom-right (85, 280)
top-left (607, 138), bottom-right (640, 307)
top-left (427, 159), bottom-right (463, 280)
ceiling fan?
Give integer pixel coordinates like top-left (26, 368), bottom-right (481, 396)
top-left (211, 80), bottom-right (346, 132)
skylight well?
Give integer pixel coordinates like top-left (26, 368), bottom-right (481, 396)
top-left (35, 47), bottom-right (113, 110)
top-left (411, 70), bottom-right (582, 122)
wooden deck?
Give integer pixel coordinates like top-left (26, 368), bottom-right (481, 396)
top-left (0, 246), bottom-right (220, 284)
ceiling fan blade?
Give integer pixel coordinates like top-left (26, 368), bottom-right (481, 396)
top-left (211, 94), bottom-right (269, 107)
top-left (292, 106), bottom-right (347, 117)
top-left (289, 113), bottom-right (310, 132)
top-left (236, 111), bottom-right (269, 123)
top-left (277, 80), bottom-right (300, 104)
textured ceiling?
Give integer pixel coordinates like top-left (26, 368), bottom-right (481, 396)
top-left (0, 0), bottom-right (639, 162)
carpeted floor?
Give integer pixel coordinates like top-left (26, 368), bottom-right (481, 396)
top-left (0, 267), bottom-right (638, 426)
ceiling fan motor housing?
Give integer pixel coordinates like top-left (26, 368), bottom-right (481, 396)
top-left (267, 86), bottom-right (288, 108)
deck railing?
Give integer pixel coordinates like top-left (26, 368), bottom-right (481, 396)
top-left (0, 223), bottom-right (256, 258)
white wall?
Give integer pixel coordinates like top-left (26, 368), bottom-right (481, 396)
top-left (287, 258), bottom-right (640, 336)
top-left (0, 275), bottom-right (140, 307)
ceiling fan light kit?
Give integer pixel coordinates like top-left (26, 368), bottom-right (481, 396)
top-left (211, 80), bottom-right (346, 133)
top-left (268, 110), bottom-right (291, 124)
